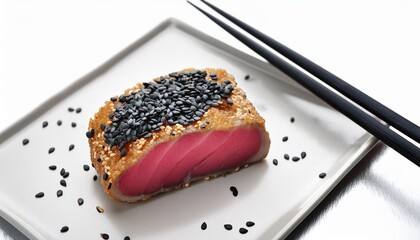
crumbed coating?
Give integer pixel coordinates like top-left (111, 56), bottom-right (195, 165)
top-left (88, 68), bottom-right (269, 201)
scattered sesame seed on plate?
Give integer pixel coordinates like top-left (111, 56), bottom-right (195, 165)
top-left (76, 107), bottom-right (82, 113)
top-left (292, 156), bottom-right (300, 162)
top-left (96, 206), bottom-right (104, 213)
top-left (22, 139), bottom-right (29, 145)
top-left (57, 190), bottom-right (63, 197)
top-left (60, 179), bottom-right (67, 187)
top-left (57, 120), bottom-right (62, 126)
top-left (100, 233), bottom-right (109, 239)
top-left (71, 122), bottom-right (77, 128)
top-left (83, 164), bottom-right (90, 171)
top-left (35, 192), bottom-right (44, 198)
top-left (93, 175), bottom-right (98, 181)
top-left (239, 227), bottom-right (248, 234)
top-left (42, 121), bottom-right (48, 128)
top-left (49, 165), bottom-right (57, 170)
top-left (230, 186), bottom-right (238, 197)
top-left (60, 226), bottom-right (69, 233)
top-left (77, 198), bottom-right (84, 206)
top-left (273, 159), bottom-right (278, 166)
top-left (68, 107), bottom-right (74, 112)
top-left (290, 117), bottom-right (295, 123)
top-left (282, 136), bottom-right (288, 142)
top-left (69, 144), bottom-right (75, 151)
top-left (48, 147), bottom-right (55, 154)
top-left (201, 222), bottom-right (207, 230)
top-left (246, 221), bottom-right (255, 227)
top-left (244, 74), bottom-right (250, 80)
top-left (284, 154), bottom-right (290, 160)
top-left (60, 168), bottom-right (65, 176)
top-left (224, 224), bottom-right (233, 231)
top-left (62, 172), bottom-right (69, 178)
top-left (124, 236), bottom-right (131, 240)
top-left (301, 151), bottom-right (307, 159)
top-left (319, 172), bottom-right (327, 178)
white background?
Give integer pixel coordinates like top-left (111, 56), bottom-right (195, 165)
top-left (1, 0), bottom-right (420, 239)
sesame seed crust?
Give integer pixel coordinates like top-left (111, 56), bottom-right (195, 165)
top-left (88, 68), bottom-right (270, 202)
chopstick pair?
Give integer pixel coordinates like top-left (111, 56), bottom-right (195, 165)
top-left (188, 0), bottom-right (420, 166)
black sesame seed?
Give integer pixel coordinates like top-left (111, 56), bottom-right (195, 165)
top-left (230, 186), bottom-right (238, 197)
top-left (96, 157), bottom-right (102, 163)
top-left (110, 96), bottom-right (117, 101)
top-left (120, 148), bottom-right (128, 157)
top-left (93, 175), bottom-right (98, 181)
top-left (68, 107), bottom-right (74, 112)
top-left (22, 139), bottom-right (29, 145)
top-left (107, 182), bottom-right (112, 190)
top-left (239, 228), bottom-right (248, 234)
top-left (292, 156), bottom-right (300, 162)
top-left (100, 123), bottom-right (106, 131)
top-left (60, 168), bottom-right (65, 176)
top-left (102, 173), bottom-right (108, 181)
top-left (60, 226), bottom-right (69, 233)
top-left (57, 120), bottom-right (62, 126)
top-left (60, 179), bottom-right (67, 187)
top-left (76, 108), bottom-right (82, 113)
top-left (319, 172), bottom-right (327, 178)
top-left (224, 224), bottom-right (233, 231)
top-left (62, 172), bottom-right (69, 178)
top-left (282, 136), bottom-right (288, 142)
top-left (226, 98), bottom-right (233, 104)
top-left (124, 237), bottom-right (130, 240)
top-left (48, 147), bottom-right (55, 154)
top-left (42, 121), bottom-right (48, 128)
top-left (57, 190), bottom-right (63, 197)
top-left (35, 192), bottom-right (44, 198)
top-left (69, 144), bottom-right (75, 151)
top-left (284, 154), bottom-right (290, 160)
top-left (301, 151), bottom-right (307, 159)
top-left (86, 129), bottom-right (94, 139)
top-left (83, 164), bottom-right (90, 171)
top-left (77, 198), bottom-right (84, 206)
top-left (201, 222), bottom-right (207, 230)
top-left (273, 159), bottom-right (278, 166)
top-left (246, 221), bottom-right (255, 227)
top-left (49, 165), bottom-right (57, 170)
top-left (71, 122), bottom-right (77, 128)
top-left (244, 74), bottom-right (250, 80)
top-left (290, 117), bottom-right (295, 123)
top-left (100, 233), bottom-right (109, 239)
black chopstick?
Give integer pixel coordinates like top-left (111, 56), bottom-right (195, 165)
top-left (187, 1), bottom-right (420, 166)
top-left (200, 0), bottom-right (420, 145)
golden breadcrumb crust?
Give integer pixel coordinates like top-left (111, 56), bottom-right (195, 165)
top-left (88, 68), bottom-right (269, 202)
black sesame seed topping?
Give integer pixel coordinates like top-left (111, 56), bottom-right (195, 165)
top-left (201, 222), bottom-right (207, 230)
top-left (239, 227), bottom-right (248, 234)
top-left (100, 233), bottom-right (109, 239)
top-left (107, 182), bottom-right (112, 190)
top-left (292, 156), bottom-right (300, 162)
top-left (102, 172), bottom-right (109, 181)
top-left (301, 151), bottom-right (307, 159)
top-left (124, 236), bottom-right (131, 240)
top-left (244, 74), bottom-right (250, 80)
top-left (22, 138), bottom-right (29, 145)
top-left (49, 165), bottom-right (57, 170)
top-left (100, 123), bottom-right (106, 131)
top-left (83, 164), bottom-right (90, 171)
top-left (273, 159), bottom-right (278, 166)
top-left (48, 147), bottom-right (55, 154)
top-left (57, 190), bottom-right (63, 197)
top-left (246, 221), bottom-right (255, 227)
top-left (230, 186), bottom-right (238, 197)
top-left (282, 136), bottom-right (288, 142)
top-left (93, 175), bottom-right (98, 181)
top-left (69, 144), bottom-right (75, 151)
top-left (284, 154), bottom-right (290, 160)
top-left (96, 157), bottom-right (102, 162)
top-left (86, 129), bottom-right (95, 138)
top-left (110, 96), bottom-right (117, 101)
top-left (57, 120), bottom-right (62, 126)
top-left (71, 122), bottom-right (77, 128)
top-left (103, 70), bottom-right (234, 150)
top-left (77, 198), bottom-right (84, 206)
top-left (120, 148), bottom-right (128, 157)
top-left (224, 224), bottom-right (233, 230)
top-left (42, 121), bottom-right (48, 128)
top-left (319, 172), bottom-right (327, 178)
top-left (60, 179), bottom-right (67, 187)
top-left (35, 192), bottom-right (44, 198)
top-left (76, 107), bottom-right (82, 113)
top-left (60, 226), bottom-right (69, 233)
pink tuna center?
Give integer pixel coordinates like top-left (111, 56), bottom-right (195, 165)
top-left (118, 127), bottom-right (262, 196)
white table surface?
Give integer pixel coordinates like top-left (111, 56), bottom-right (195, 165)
top-left (1, 0), bottom-right (420, 239)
